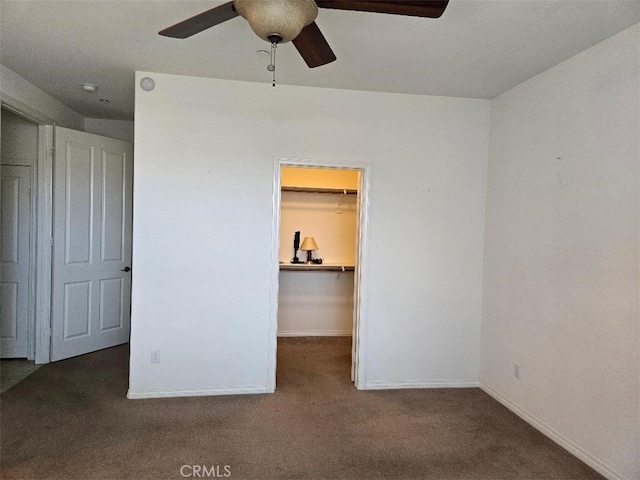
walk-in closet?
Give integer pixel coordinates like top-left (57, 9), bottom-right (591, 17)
top-left (278, 166), bottom-right (360, 386)
top-left (277, 165), bottom-right (360, 382)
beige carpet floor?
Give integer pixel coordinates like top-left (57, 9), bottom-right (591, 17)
top-left (0, 337), bottom-right (602, 480)
top-left (1, 358), bottom-right (41, 394)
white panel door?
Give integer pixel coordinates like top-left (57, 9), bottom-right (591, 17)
top-left (51, 127), bottom-right (133, 361)
top-left (0, 166), bottom-right (31, 358)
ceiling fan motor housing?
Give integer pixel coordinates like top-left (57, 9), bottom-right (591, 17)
top-left (234, 0), bottom-right (318, 43)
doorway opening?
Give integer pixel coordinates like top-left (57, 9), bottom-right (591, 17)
top-left (268, 158), bottom-right (371, 392)
top-left (0, 102), bottom-right (55, 366)
top-left (1, 103), bottom-right (133, 367)
top-left (1, 108), bottom-right (39, 362)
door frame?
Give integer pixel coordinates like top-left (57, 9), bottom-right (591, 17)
top-left (268, 156), bottom-right (372, 392)
top-left (2, 100), bottom-right (54, 364)
top-left (34, 124), bottom-right (53, 364)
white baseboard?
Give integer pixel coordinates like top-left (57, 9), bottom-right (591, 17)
top-left (480, 383), bottom-right (628, 480)
top-left (364, 381), bottom-right (479, 390)
top-left (127, 386), bottom-right (267, 399)
top-left (277, 330), bottom-right (352, 337)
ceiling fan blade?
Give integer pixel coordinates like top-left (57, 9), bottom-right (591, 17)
top-left (292, 22), bottom-right (337, 68)
top-left (315, 0), bottom-right (449, 18)
top-left (159, 1), bottom-right (239, 39)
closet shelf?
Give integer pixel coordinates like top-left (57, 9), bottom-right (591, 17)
top-left (280, 263), bottom-right (355, 272)
top-left (281, 186), bottom-right (357, 195)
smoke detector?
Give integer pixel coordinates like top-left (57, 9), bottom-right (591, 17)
top-left (81, 83), bottom-right (98, 92)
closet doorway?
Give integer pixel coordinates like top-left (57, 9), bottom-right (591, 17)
top-left (269, 158), bottom-right (371, 392)
top-left (1, 108), bottom-right (38, 360)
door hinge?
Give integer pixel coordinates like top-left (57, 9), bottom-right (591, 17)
top-left (48, 147), bottom-right (54, 158)
top-left (49, 237), bottom-right (54, 247)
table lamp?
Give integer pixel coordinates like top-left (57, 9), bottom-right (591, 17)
top-left (300, 237), bottom-right (319, 264)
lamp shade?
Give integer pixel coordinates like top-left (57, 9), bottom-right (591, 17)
top-left (300, 237), bottom-right (319, 251)
top-left (234, 0), bottom-right (318, 43)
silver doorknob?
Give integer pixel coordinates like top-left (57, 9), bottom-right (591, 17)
top-left (121, 266), bottom-right (131, 272)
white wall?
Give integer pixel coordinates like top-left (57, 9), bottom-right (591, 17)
top-left (0, 64), bottom-right (84, 129)
top-left (480, 24), bottom-right (639, 480)
top-left (279, 191), bottom-right (358, 266)
top-left (84, 118), bottom-right (134, 143)
top-left (1, 109), bottom-right (39, 164)
top-left (129, 73), bottom-right (490, 398)
top-left (0, 65), bottom-right (133, 143)
top-left (281, 166), bottom-right (359, 191)
top-left (278, 269), bottom-right (355, 336)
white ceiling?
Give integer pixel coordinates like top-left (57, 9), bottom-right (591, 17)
top-left (2, 0), bottom-right (638, 121)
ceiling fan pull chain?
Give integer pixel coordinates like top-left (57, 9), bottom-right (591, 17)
top-left (267, 41), bottom-right (277, 87)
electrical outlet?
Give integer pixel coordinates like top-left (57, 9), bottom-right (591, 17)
top-left (151, 350), bottom-right (161, 364)
top-left (514, 363), bottom-right (521, 379)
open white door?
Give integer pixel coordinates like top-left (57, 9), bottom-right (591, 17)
top-left (1, 166), bottom-right (32, 358)
top-left (50, 127), bottom-right (133, 362)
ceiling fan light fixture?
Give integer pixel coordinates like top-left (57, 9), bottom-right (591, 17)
top-left (234, 0), bottom-right (318, 43)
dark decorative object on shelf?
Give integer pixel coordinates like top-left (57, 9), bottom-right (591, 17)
top-left (291, 231), bottom-right (302, 263)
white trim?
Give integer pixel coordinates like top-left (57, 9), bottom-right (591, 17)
top-left (365, 381), bottom-right (480, 390)
top-left (353, 160), bottom-right (371, 390)
top-left (480, 383), bottom-right (628, 480)
top-left (266, 160), bottom-right (282, 393)
top-left (277, 330), bottom-right (352, 337)
top-left (28, 163), bottom-right (37, 360)
top-left (269, 156), bottom-right (372, 392)
top-left (34, 125), bottom-right (53, 364)
top-left (127, 386), bottom-right (267, 399)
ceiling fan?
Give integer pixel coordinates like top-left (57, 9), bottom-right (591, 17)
top-left (159, 1), bottom-right (450, 68)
